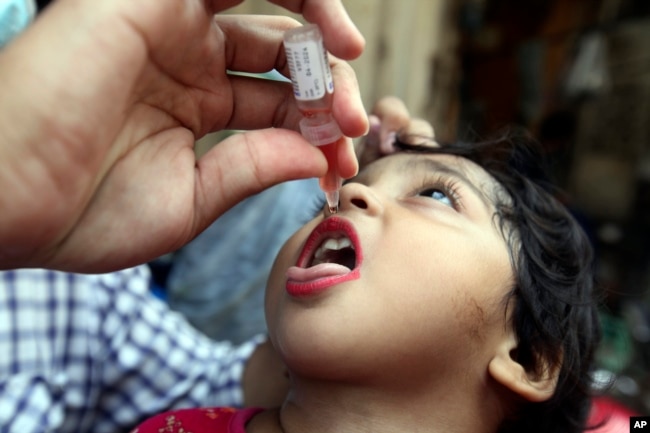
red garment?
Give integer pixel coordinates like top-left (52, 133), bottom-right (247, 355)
top-left (587, 396), bottom-right (639, 433)
top-left (132, 407), bottom-right (264, 433)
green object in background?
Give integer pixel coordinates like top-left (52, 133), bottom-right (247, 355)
top-left (596, 311), bottom-right (634, 374)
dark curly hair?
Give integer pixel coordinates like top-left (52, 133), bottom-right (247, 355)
top-left (394, 129), bottom-right (601, 433)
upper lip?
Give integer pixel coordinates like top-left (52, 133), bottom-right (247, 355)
top-left (296, 217), bottom-right (362, 269)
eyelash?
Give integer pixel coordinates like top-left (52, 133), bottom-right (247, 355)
top-left (414, 175), bottom-right (463, 211)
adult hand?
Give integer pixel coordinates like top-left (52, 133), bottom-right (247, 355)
top-left (0, 0), bottom-right (368, 272)
top-left (357, 96), bottom-right (435, 169)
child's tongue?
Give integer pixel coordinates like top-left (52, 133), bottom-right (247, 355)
top-left (286, 263), bottom-right (351, 282)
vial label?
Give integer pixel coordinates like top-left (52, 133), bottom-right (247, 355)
top-left (285, 38), bottom-right (334, 101)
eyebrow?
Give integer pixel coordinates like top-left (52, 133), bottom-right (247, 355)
top-left (404, 157), bottom-right (496, 210)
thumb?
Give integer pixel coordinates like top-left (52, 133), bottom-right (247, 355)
top-left (194, 128), bottom-right (327, 227)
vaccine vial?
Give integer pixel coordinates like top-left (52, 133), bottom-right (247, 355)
top-left (284, 24), bottom-right (343, 213)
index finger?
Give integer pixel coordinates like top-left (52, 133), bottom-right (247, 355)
top-left (267, 0), bottom-right (365, 59)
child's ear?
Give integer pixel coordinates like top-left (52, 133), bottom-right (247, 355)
top-left (488, 331), bottom-right (559, 402)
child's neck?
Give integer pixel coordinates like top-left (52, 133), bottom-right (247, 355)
top-left (247, 373), bottom-right (504, 433)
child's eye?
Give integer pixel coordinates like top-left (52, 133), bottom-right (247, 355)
top-left (418, 188), bottom-right (454, 207)
top-left (414, 176), bottom-right (462, 210)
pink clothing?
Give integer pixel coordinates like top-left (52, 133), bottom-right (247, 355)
top-left (132, 407), bottom-right (263, 433)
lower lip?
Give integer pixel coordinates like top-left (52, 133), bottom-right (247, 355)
top-left (286, 268), bottom-right (360, 297)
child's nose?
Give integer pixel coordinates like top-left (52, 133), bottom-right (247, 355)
top-left (337, 183), bottom-right (383, 216)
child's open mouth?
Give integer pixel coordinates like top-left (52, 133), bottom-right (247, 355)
top-left (285, 217), bottom-right (362, 297)
top-left (309, 236), bottom-right (356, 270)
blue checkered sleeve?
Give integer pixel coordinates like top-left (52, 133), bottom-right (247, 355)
top-left (0, 266), bottom-right (262, 433)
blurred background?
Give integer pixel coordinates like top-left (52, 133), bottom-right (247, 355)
top-left (226, 0), bottom-right (650, 415)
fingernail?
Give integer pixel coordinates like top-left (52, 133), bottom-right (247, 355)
top-left (380, 131), bottom-right (397, 155)
top-left (368, 115), bottom-right (380, 133)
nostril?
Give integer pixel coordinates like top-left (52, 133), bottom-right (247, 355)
top-left (351, 198), bottom-right (368, 209)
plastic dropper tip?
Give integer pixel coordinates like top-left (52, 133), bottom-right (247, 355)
top-left (326, 190), bottom-right (339, 214)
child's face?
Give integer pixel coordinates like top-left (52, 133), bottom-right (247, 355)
top-left (266, 152), bottom-right (516, 384)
